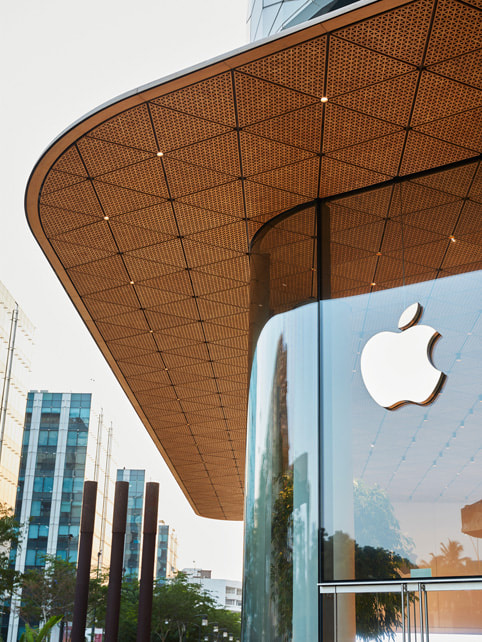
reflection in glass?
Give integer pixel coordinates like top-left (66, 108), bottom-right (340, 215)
top-left (243, 305), bottom-right (318, 641)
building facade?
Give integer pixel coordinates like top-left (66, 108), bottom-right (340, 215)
top-left (156, 520), bottom-right (178, 581)
top-left (117, 468), bottom-right (145, 579)
top-left (8, 391), bottom-right (115, 641)
top-left (0, 281), bottom-right (34, 509)
top-left (183, 569), bottom-right (242, 613)
top-left (248, 0), bottom-right (354, 41)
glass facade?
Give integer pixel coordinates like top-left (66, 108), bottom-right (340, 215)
top-left (8, 391), bottom-right (92, 641)
top-left (15, 392), bottom-right (91, 569)
top-left (117, 468), bottom-right (145, 579)
top-left (248, 0), bottom-right (356, 41)
top-left (243, 161), bottom-right (482, 640)
top-left (156, 521), bottom-right (178, 581)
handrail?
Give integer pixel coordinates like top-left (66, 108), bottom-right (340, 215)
top-left (319, 576), bottom-right (482, 593)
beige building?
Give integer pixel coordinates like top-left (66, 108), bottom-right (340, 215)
top-left (0, 281), bottom-right (34, 509)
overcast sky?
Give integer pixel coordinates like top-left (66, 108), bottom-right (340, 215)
top-left (2, 0), bottom-right (249, 581)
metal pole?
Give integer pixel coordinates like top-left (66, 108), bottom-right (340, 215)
top-left (71, 481), bottom-right (97, 642)
top-left (423, 585), bottom-right (429, 642)
top-left (93, 410), bottom-right (103, 482)
top-left (418, 584), bottom-right (424, 642)
top-left (99, 422), bottom-right (113, 568)
top-left (0, 304), bottom-right (18, 462)
top-left (105, 481), bottom-right (129, 642)
top-left (136, 482), bottom-right (159, 642)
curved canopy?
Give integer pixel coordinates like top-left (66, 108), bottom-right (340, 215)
top-left (26, 0), bottom-right (481, 519)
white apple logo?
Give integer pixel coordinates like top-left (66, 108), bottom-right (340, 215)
top-left (361, 302), bottom-right (446, 410)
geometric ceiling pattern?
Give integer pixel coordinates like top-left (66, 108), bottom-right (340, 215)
top-left (26, 0), bottom-right (481, 519)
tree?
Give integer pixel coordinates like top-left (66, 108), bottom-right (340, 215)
top-left (19, 615), bottom-right (63, 641)
top-left (152, 573), bottom-right (217, 642)
top-left (18, 556), bottom-right (76, 626)
top-left (0, 503), bottom-right (21, 599)
top-left (118, 579), bottom-right (140, 642)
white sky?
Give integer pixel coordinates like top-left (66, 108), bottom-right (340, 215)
top-left (1, 0), bottom-right (249, 581)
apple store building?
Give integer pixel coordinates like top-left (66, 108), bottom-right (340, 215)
top-left (24, 0), bottom-right (481, 639)
top-left (244, 170), bottom-right (482, 640)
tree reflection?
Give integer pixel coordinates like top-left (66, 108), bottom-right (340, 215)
top-left (422, 539), bottom-right (471, 576)
top-left (322, 530), bottom-right (413, 641)
top-left (354, 480), bottom-right (414, 561)
top-left (271, 469), bottom-right (293, 641)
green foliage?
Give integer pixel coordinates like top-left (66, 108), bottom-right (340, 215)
top-left (355, 544), bottom-right (411, 641)
top-left (19, 615), bottom-right (63, 641)
top-left (87, 568), bottom-right (109, 630)
top-left (152, 573), bottom-right (216, 642)
top-left (150, 573), bottom-right (240, 642)
top-left (19, 556), bottom-right (76, 626)
top-left (270, 470), bottom-right (293, 641)
top-left (118, 579), bottom-right (140, 642)
top-left (0, 503), bottom-right (21, 598)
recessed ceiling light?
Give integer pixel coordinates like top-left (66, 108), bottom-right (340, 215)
top-left (157, 151), bottom-right (164, 157)
top-left (129, 280), bottom-right (134, 285)
top-left (320, 96), bottom-right (328, 103)
top-left (103, 215), bottom-right (109, 220)
top-left (449, 235), bottom-right (456, 242)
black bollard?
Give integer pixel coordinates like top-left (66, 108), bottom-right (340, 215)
top-left (136, 482), bottom-right (160, 642)
top-left (71, 481), bottom-right (97, 642)
top-left (105, 480), bottom-right (129, 641)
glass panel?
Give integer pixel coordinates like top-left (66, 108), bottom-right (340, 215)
top-left (320, 270), bottom-right (482, 587)
top-left (243, 303), bottom-right (319, 641)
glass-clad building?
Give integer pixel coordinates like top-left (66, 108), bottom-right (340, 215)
top-left (156, 521), bottom-right (178, 582)
top-left (117, 468), bottom-right (146, 578)
top-left (248, 0), bottom-right (356, 41)
top-left (243, 169), bottom-right (482, 640)
top-left (8, 391), bottom-right (92, 641)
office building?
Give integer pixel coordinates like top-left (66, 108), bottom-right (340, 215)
top-left (184, 568), bottom-right (242, 612)
top-left (116, 468), bottom-right (145, 578)
top-left (0, 282), bottom-right (34, 509)
top-left (8, 391), bottom-right (115, 641)
top-left (24, 0), bottom-right (482, 638)
top-left (156, 520), bottom-right (178, 581)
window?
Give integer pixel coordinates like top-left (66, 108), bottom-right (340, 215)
top-left (33, 477), bottom-right (54, 493)
top-left (31, 501), bottom-right (41, 517)
top-left (226, 586), bottom-right (235, 594)
top-left (25, 550), bottom-right (36, 566)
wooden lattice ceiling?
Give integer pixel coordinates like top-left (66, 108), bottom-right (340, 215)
top-left (26, 0), bottom-right (481, 519)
